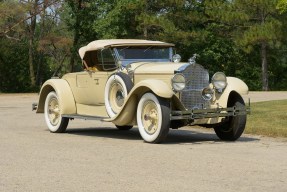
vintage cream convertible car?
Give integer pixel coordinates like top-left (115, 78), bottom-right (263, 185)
top-left (34, 39), bottom-right (250, 143)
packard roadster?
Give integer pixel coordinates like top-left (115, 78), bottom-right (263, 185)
top-left (34, 39), bottom-right (250, 143)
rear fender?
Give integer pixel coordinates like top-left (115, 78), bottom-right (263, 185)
top-left (36, 79), bottom-right (76, 114)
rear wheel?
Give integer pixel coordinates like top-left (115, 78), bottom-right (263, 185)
top-left (214, 94), bottom-right (246, 141)
top-left (137, 93), bottom-right (170, 143)
top-left (44, 91), bottom-right (69, 133)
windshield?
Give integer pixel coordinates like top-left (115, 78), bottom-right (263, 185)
top-left (114, 46), bottom-right (172, 66)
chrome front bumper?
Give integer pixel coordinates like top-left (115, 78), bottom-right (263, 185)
top-left (170, 104), bottom-right (250, 120)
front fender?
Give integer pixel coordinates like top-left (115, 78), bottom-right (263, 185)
top-left (104, 79), bottom-right (174, 125)
top-left (131, 79), bottom-right (174, 98)
top-left (213, 77), bottom-right (249, 108)
top-left (36, 79), bottom-right (76, 114)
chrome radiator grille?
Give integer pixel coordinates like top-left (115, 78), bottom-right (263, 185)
top-left (180, 64), bottom-right (210, 110)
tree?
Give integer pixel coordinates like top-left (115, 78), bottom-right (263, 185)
top-left (205, 0), bottom-right (284, 91)
top-left (0, 38), bottom-right (31, 92)
top-left (63, 0), bottom-right (102, 72)
top-left (0, 0), bottom-right (63, 89)
top-left (91, 0), bottom-right (140, 39)
top-left (0, 0), bottom-right (72, 92)
top-left (277, 0), bottom-right (287, 13)
top-left (1, 0), bottom-right (287, 92)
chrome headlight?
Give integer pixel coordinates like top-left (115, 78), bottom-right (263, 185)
top-left (171, 74), bottom-right (186, 91)
top-left (172, 54), bottom-right (181, 63)
top-left (125, 64), bottom-right (134, 78)
top-left (212, 72), bottom-right (227, 92)
top-left (202, 87), bottom-right (214, 101)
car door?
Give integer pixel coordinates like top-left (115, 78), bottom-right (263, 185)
top-left (74, 48), bottom-right (117, 106)
top-left (75, 71), bottom-right (108, 106)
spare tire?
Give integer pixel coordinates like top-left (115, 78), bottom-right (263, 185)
top-left (104, 73), bottom-right (133, 117)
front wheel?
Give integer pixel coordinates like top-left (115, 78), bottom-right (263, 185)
top-left (44, 91), bottom-right (69, 133)
top-left (137, 93), bottom-right (170, 143)
top-left (214, 95), bottom-right (247, 141)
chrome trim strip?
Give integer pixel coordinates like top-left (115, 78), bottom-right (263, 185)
top-left (174, 63), bottom-right (190, 73)
top-left (62, 114), bottom-right (107, 121)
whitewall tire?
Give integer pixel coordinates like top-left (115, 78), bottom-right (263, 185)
top-left (105, 73), bottom-right (133, 117)
top-left (137, 93), bottom-right (170, 143)
top-left (44, 91), bottom-right (69, 133)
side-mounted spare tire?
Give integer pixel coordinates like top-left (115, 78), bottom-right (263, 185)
top-left (104, 72), bottom-right (133, 118)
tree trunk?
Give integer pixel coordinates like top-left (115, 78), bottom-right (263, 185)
top-left (143, 0), bottom-right (148, 38)
top-left (28, 37), bottom-right (36, 87)
top-left (28, 0), bottom-right (38, 88)
top-left (69, 43), bottom-right (77, 72)
top-left (69, 0), bottom-right (82, 72)
top-left (143, 26), bottom-right (148, 38)
top-left (261, 41), bottom-right (268, 91)
top-left (36, 0), bottom-right (48, 86)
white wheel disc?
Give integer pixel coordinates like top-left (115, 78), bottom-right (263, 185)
top-left (137, 93), bottom-right (163, 143)
top-left (44, 92), bottom-right (66, 132)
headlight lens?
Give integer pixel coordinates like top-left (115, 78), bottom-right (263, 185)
top-left (171, 74), bottom-right (186, 91)
top-left (212, 72), bottom-right (227, 91)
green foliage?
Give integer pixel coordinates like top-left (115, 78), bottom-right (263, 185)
top-left (204, 0), bottom-right (286, 90)
top-left (277, 0), bottom-right (287, 13)
top-left (0, 0), bottom-right (28, 38)
top-left (0, 0), bottom-right (287, 92)
top-left (0, 39), bottom-right (32, 92)
top-left (205, 0), bottom-right (282, 51)
top-left (91, 0), bottom-right (139, 39)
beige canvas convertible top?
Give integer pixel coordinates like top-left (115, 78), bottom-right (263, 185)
top-left (78, 39), bottom-right (174, 59)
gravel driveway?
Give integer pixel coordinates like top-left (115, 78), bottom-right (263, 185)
top-left (0, 92), bottom-right (286, 192)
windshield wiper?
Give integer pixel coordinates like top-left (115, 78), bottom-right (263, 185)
top-left (144, 46), bottom-right (151, 52)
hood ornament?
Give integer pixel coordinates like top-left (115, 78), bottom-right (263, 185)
top-left (188, 54), bottom-right (198, 65)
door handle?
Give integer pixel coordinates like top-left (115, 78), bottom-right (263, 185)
top-left (94, 79), bottom-right (99, 85)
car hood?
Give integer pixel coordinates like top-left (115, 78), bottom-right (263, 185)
top-left (129, 62), bottom-right (188, 74)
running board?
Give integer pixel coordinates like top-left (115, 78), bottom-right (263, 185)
top-left (62, 114), bottom-right (108, 121)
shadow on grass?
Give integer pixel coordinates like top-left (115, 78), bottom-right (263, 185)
top-left (66, 127), bottom-right (259, 144)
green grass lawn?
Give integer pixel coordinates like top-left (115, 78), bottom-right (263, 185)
top-left (245, 100), bottom-right (287, 137)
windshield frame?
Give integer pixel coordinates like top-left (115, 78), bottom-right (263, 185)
top-left (113, 46), bottom-right (173, 67)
